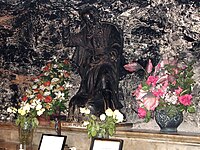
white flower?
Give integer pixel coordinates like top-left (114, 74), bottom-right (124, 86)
top-left (23, 103), bottom-right (31, 112)
top-left (30, 100), bottom-right (37, 108)
top-left (51, 78), bottom-right (59, 83)
top-left (29, 94), bottom-right (35, 99)
top-left (44, 72), bottom-right (49, 76)
top-left (113, 110), bottom-right (124, 123)
top-left (32, 84), bottom-right (38, 89)
top-left (55, 91), bottom-right (65, 99)
top-left (7, 107), bottom-right (17, 113)
top-left (83, 121), bottom-right (89, 126)
top-left (165, 93), bottom-right (178, 105)
top-left (34, 78), bottom-right (39, 82)
top-left (85, 108), bottom-right (90, 115)
top-left (53, 64), bottom-right (58, 68)
top-left (26, 89), bottom-right (32, 95)
top-left (105, 108), bottom-right (113, 117)
top-left (37, 108), bottom-right (45, 116)
top-left (43, 91), bottom-right (51, 96)
top-left (80, 107), bottom-right (90, 114)
top-left (100, 114), bottom-right (106, 121)
top-left (80, 107), bottom-right (86, 114)
top-left (36, 103), bottom-right (43, 111)
top-left (64, 82), bottom-right (73, 88)
top-left (40, 85), bottom-right (46, 91)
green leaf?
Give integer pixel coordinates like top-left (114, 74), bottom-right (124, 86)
top-left (187, 106), bottom-right (195, 113)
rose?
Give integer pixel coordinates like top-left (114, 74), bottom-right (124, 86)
top-left (178, 94), bottom-right (192, 106)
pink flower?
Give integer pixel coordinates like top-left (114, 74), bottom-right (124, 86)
top-left (138, 107), bottom-right (147, 118)
top-left (135, 90), bottom-right (148, 100)
top-left (142, 93), bottom-right (159, 111)
top-left (123, 62), bottom-right (142, 72)
top-left (146, 59), bottom-right (153, 73)
top-left (154, 63), bottom-right (161, 75)
top-left (178, 94), bottom-right (192, 106)
top-left (146, 76), bottom-right (158, 87)
top-left (175, 87), bottom-right (183, 95)
top-left (153, 89), bottom-right (164, 97)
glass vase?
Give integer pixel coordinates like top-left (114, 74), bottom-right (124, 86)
top-left (18, 120), bottom-right (34, 149)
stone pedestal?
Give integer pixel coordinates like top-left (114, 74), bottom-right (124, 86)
top-left (1, 122), bottom-right (200, 150)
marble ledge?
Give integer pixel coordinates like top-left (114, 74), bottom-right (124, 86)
top-left (1, 121), bottom-right (200, 145)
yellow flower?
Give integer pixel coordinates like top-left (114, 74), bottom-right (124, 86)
top-left (18, 109), bottom-right (26, 116)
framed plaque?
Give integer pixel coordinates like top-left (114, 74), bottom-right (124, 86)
top-left (38, 134), bottom-right (67, 150)
top-left (90, 138), bottom-right (123, 150)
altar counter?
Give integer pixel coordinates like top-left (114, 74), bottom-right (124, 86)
top-left (1, 122), bottom-right (200, 150)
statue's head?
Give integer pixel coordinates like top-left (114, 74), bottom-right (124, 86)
top-left (79, 5), bottom-right (99, 25)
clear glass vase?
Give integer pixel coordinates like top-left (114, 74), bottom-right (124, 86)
top-left (18, 120), bottom-right (34, 149)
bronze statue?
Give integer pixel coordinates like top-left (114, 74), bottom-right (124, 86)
top-left (65, 6), bottom-right (126, 120)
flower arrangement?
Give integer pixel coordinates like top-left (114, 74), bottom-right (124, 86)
top-left (80, 107), bottom-right (124, 138)
top-left (124, 58), bottom-right (195, 122)
top-left (7, 58), bottom-right (72, 128)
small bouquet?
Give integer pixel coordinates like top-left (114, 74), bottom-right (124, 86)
top-left (80, 107), bottom-right (124, 138)
top-left (124, 57), bottom-right (195, 122)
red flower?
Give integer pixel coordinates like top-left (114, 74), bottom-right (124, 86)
top-left (44, 96), bottom-right (52, 103)
top-left (37, 94), bottom-right (43, 100)
top-left (22, 96), bottom-right (28, 102)
top-left (43, 66), bottom-right (49, 71)
top-left (43, 81), bottom-right (51, 87)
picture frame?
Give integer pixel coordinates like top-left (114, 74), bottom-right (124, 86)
top-left (90, 138), bottom-right (123, 150)
top-left (38, 134), bottom-right (67, 150)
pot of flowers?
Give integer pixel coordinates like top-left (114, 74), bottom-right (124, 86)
top-left (24, 58), bottom-right (72, 126)
top-left (124, 57), bottom-right (196, 133)
top-left (80, 107), bottom-right (124, 138)
top-left (7, 57), bottom-right (72, 147)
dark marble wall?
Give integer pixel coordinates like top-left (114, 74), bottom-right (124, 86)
top-left (0, 0), bottom-right (200, 130)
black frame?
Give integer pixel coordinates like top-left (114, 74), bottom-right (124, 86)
top-left (90, 138), bottom-right (123, 150)
top-left (38, 134), bottom-right (67, 150)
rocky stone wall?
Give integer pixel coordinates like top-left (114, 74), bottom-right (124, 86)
top-left (0, 0), bottom-right (199, 131)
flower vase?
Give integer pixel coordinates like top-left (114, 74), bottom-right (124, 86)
top-left (37, 115), bottom-right (50, 126)
top-left (155, 107), bottom-right (183, 133)
top-left (18, 120), bottom-right (34, 149)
